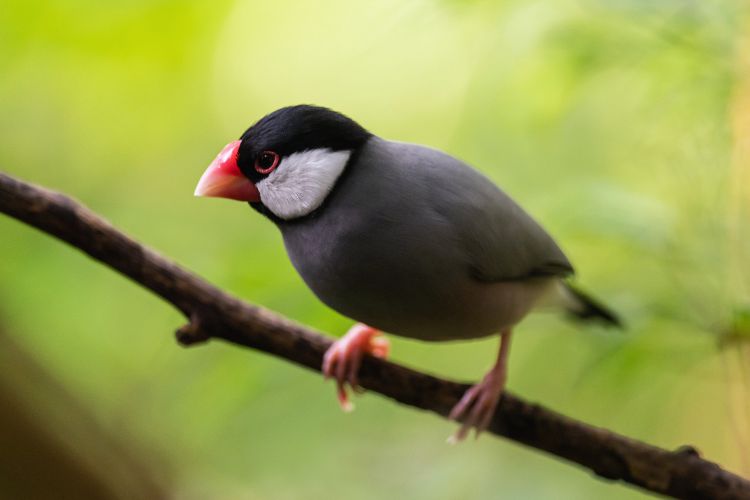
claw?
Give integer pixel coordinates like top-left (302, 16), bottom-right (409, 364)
top-left (337, 381), bottom-right (354, 412)
top-left (448, 329), bottom-right (512, 443)
top-left (321, 323), bottom-right (390, 412)
top-left (448, 374), bottom-right (505, 443)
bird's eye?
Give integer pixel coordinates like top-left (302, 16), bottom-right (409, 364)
top-left (255, 151), bottom-right (280, 174)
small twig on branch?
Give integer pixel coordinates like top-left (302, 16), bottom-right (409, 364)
top-left (0, 171), bottom-right (747, 499)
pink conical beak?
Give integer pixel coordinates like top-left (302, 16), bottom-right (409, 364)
top-left (194, 140), bottom-right (260, 202)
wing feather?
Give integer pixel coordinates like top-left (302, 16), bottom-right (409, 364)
top-left (425, 152), bottom-right (573, 282)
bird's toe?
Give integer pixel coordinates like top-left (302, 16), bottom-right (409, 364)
top-left (321, 323), bottom-right (388, 412)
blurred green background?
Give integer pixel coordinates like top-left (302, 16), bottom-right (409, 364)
top-left (2, 0), bottom-right (750, 498)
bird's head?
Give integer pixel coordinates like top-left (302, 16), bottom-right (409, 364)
top-left (194, 105), bottom-right (371, 220)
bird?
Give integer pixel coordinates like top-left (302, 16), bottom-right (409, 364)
top-left (194, 104), bottom-right (620, 442)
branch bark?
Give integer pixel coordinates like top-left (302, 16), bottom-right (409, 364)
top-left (0, 171), bottom-right (747, 499)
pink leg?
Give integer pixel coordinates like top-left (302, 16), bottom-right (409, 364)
top-left (448, 329), bottom-right (512, 443)
top-left (322, 323), bottom-right (390, 412)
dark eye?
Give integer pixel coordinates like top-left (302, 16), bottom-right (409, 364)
top-left (255, 151), bottom-right (280, 174)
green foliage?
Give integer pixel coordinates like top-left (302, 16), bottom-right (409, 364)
top-left (722, 306), bottom-right (750, 345)
top-left (1, 0), bottom-right (748, 497)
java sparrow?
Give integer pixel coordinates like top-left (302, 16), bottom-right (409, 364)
top-left (195, 105), bottom-right (620, 442)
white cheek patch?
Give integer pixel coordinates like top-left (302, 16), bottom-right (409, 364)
top-left (257, 148), bottom-right (351, 220)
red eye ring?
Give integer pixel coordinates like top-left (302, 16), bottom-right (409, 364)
top-left (255, 151), bottom-right (280, 174)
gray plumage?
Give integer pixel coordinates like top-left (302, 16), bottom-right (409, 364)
top-left (196, 106), bottom-right (621, 439)
top-left (278, 137), bottom-right (579, 341)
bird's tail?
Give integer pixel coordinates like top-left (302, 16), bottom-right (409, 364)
top-left (555, 281), bottom-right (622, 328)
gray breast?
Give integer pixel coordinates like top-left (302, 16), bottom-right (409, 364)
top-left (277, 137), bottom-right (557, 340)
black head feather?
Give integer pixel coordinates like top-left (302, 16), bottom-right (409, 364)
top-left (236, 105), bottom-right (371, 182)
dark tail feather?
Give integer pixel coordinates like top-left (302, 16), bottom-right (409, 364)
top-left (562, 282), bottom-right (623, 329)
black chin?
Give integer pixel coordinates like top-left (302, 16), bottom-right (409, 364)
top-left (248, 200), bottom-right (268, 216)
top-left (247, 201), bottom-right (285, 224)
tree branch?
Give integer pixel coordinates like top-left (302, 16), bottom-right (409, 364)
top-left (0, 171), bottom-right (747, 499)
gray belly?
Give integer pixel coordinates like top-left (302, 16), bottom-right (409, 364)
top-left (279, 212), bottom-right (551, 341)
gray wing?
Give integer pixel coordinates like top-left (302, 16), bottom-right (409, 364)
top-left (411, 144), bottom-right (574, 282)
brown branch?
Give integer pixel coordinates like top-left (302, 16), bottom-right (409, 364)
top-left (0, 171), bottom-right (747, 499)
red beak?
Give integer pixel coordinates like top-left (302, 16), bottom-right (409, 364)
top-left (194, 140), bottom-right (260, 202)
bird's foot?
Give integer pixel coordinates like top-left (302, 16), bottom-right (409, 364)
top-left (447, 364), bottom-right (507, 444)
top-left (322, 323), bottom-right (390, 412)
